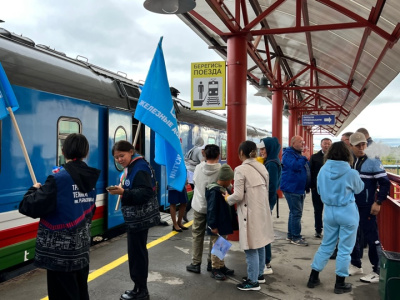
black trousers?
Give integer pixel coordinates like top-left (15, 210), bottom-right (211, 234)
top-left (47, 265), bottom-right (89, 300)
top-left (127, 228), bottom-right (149, 290)
top-left (311, 188), bottom-right (324, 234)
top-left (350, 206), bottom-right (381, 273)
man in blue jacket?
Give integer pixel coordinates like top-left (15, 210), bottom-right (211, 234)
top-left (280, 135), bottom-right (311, 246)
top-left (348, 132), bottom-right (390, 284)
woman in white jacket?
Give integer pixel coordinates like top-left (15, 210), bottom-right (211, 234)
top-left (227, 141), bottom-right (274, 291)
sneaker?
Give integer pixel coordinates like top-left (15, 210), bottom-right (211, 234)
top-left (263, 265), bottom-right (273, 275)
top-left (220, 265), bottom-right (234, 275)
top-left (291, 238), bottom-right (309, 246)
top-left (286, 237), bottom-right (292, 242)
top-left (237, 279), bottom-right (261, 291)
top-left (210, 268), bottom-right (226, 281)
top-left (314, 232), bottom-right (323, 238)
top-left (348, 264), bottom-right (363, 276)
top-left (242, 275), bottom-right (265, 284)
top-left (207, 261), bottom-right (212, 272)
top-left (186, 263), bottom-right (201, 274)
top-left (360, 272), bottom-right (379, 283)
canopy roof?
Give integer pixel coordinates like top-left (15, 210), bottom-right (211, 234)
top-left (178, 0), bottom-right (400, 135)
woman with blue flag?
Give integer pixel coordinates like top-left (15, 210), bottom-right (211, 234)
top-left (19, 133), bottom-right (101, 300)
top-left (108, 140), bottom-right (160, 300)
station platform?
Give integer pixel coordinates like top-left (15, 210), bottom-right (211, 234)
top-left (0, 194), bottom-right (379, 300)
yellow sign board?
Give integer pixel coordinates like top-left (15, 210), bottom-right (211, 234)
top-left (191, 61), bottom-right (226, 110)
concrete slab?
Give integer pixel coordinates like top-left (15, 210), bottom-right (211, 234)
top-left (0, 194), bottom-right (380, 300)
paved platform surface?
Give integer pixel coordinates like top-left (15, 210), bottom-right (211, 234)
top-left (0, 194), bottom-right (380, 300)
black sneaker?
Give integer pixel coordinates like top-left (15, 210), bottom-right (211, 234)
top-left (220, 265), bottom-right (234, 275)
top-left (186, 263), bottom-right (201, 273)
top-left (210, 268), bottom-right (226, 280)
top-left (207, 261), bottom-right (212, 272)
top-left (242, 275), bottom-right (265, 284)
top-left (237, 279), bottom-right (261, 291)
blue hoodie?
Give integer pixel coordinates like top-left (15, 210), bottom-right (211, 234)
top-left (260, 137), bottom-right (282, 210)
top-left (317, 160), bottom-right (364, 206)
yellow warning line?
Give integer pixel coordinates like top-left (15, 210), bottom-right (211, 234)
top-left (40, 221), bottom-right (192, 300)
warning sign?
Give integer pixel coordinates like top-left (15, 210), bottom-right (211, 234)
top-left (191, 61), bottom-right (226, 110)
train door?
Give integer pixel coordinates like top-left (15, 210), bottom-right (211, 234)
top-left (107, 109), bottom-right (132, 229)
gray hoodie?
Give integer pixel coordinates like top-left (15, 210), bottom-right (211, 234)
top-left (192, 161), bottom-right (221, 214)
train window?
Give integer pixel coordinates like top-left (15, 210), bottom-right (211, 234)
top-left (57, 118), bottom-right (82, 166)
top-left (179, 124), bottom-right (190, 151)
top-left (221, 139), bottom-right (227, 160)
top-left (208, 137), bottom-right (216, 145)
top-left (114, 126), bottom-right (127, 171)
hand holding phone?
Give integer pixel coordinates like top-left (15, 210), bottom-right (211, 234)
top-left (106, 186), bottom-right (118, 191)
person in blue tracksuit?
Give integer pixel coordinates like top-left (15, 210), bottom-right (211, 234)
top-left (19, 133), bottom-right (101, 300)
top-left (307, 141), bottom-right (364, 294)
top-left (348, 132), bottom-right (390, 284)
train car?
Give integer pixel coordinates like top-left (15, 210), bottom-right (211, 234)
top-left (0, 28), bottom-right (270, 273)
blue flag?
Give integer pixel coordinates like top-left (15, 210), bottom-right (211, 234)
top-left (134, 37), bottom-right (186, 191)
top-left (0, 62), bottom-right (19, 120)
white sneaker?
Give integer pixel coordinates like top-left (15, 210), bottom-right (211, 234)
top-left (264, 265), bottom-right (273, 275)
top-left (349, 264), bottom-right (364, 276)
top-left (360, 272), bottom-right (379, 283)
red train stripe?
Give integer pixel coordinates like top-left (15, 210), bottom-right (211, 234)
top-left (0, 205), bottom-right (104, 248)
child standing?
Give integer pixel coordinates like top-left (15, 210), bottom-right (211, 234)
top-left (206, 164), bottom-right (236, 280)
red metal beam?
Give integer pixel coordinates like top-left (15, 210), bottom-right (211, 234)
top-left (243, 0), bottom-right (286, 31)
top-left (317, 0), bottom-right (396, 43)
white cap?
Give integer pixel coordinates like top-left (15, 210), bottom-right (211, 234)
top-left (256, 141), bottom-right (265, 149)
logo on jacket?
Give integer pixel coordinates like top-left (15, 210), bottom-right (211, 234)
top-left (125, 179), bottom-right (130, 187)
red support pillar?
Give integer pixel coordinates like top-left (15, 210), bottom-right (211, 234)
top-left (226, 35), bottom-right (247, 170)
top-left (288, 108), bottom-right (296, 144)
top-left (272, 90), bottom-right (283, 157)
top-left (226, 35), bottom-right (247, 242)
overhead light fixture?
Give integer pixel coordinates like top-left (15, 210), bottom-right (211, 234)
top-left (254, 76), bottom-right (273, 98)
top-left (283, 104), bottom-right (290, 117)
top-left (143, 0), bottom-right (196, 14)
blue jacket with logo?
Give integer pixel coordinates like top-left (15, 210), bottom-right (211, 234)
top-left (352, 155), bottom-right (390, 207)
top-left (19, 161), bottom-right (100, 272)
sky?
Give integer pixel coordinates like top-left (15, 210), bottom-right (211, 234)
top-left (2, 0), bottom-right (399, 148)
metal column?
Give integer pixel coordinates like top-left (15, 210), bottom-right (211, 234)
top-left (226, 35), bottom-right (247, 170)
top-left (272, 89), bottom-right (283, 156)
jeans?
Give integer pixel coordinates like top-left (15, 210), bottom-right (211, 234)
top-left (311, 203), bottom-right (359, 277)
top-left (244, 247), bottom-right (265, 283)
top-left (265, 243), bottom-right (272, 265)
top-left (311, 188), bottom-right (324, 234)
top-left (284, 192), bottom-right (305, 240)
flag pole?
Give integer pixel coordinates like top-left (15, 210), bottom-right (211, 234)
top-left (115, 121), bottom-right (142, 211)
top-left (7, 107), bottom-right (37, 185)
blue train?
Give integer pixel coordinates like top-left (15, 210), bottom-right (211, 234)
top-left (0, 28), bottom-right (270, 272)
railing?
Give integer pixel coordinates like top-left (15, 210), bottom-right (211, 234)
top-left (377, 172), bottom-right (400, 252)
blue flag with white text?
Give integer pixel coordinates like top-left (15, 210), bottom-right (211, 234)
top-left (0, 62), bottom-right (19, 119)
top-left (134, 38), bottom-right (186, 191)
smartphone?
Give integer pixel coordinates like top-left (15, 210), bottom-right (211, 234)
top-left (106, 186), bottom-right (118, 191)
